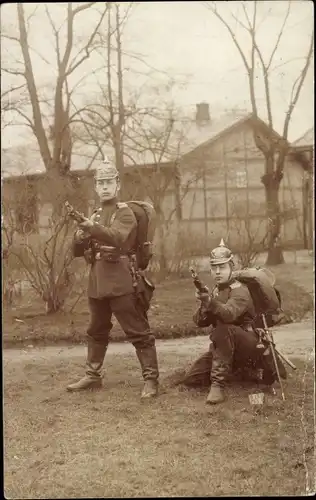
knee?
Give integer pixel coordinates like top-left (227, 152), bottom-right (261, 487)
top-left (87, 321), bottom-right (112, 342)
top-left (132, 333), bottom-right (155, 349)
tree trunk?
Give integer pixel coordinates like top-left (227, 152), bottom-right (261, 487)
top-left (45, 296), bottom-right (64, 314)
top-left (263, 173), bottom-right (285, 266)
top-left (307, 173), bottom-right (313, 251)
top-left (302, 178), bottom-right (309, 249)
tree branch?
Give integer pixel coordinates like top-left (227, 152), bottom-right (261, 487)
top-left (1, 83), bottom-right (26, 100)
top-left (44, 4), bottom-right (62, 68)
top-left (266, 1), bottom-right (291, 70)
top-left (66, 7), bottom-right (107, 77)
top-left (17, 3), bottom-right (51, 168)
top-left (2, 67), bottom-right (26, 77)
top-left (283, 27), bottom-right (314, 141)
top-left (11, 108), bottom-right (35, 130)
top-left (204, 2), bottom-right (251, 72)
top-left (72, 2), bottom-right (96, 16)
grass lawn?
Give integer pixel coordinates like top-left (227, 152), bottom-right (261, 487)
top-left (2, 263), bottom-right (314, 347)
top-left (4, 351), bottom-right (315, 498)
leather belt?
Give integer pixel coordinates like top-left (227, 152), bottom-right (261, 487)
top-left (94, 244), bottom-right (128, 262)
top-left (95, 252), bottom-right (128, 261)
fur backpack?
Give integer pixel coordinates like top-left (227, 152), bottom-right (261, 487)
top-left (232, 267), bottom-right (283, 328)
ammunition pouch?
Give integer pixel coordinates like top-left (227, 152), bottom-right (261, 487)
top-left (136, 274), bottom-right (155, 313)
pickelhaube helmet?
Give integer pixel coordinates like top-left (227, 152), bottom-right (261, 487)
top-left (210, 238), bottom-right (233, 265)
top-left (94, 157), bottom-right (119, 181)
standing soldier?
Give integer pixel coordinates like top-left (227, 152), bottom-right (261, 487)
top-left (66, 159), bottom-right (159, 399)
top-left (182, 239), bottom-right (286, 404)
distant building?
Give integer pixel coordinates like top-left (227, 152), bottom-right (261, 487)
top-left (289, 126), bottom-right (314, 249)
top-left (1, 103), bottom-right (311, 254)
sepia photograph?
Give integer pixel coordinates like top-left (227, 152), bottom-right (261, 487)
top-left (1, 1), bottom-right (314, 498)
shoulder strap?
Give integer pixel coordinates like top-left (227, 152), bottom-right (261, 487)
top-left (116, 202), bottom-right (128, 209)
top-left (229, 281), bottom-right (242, 290)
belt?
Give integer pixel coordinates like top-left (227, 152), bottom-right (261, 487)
top-left (95, 252), bottom-right (128, 261)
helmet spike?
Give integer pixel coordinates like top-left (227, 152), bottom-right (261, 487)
top-left (102, 156), bottom-right (111, 165)
top-left (219, 238), bottom-right (226, 247)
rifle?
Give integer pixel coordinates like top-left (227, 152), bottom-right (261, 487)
top-left (64, 201), bottom-right (86, 223)
top-left (261, 314), bottom-right (286, 400)
top-left (260, 314), bottom-right (298, 401)
top-left (189, 267), bottom-right (209, 293)
top-left (64, 201), bottom-right (101, 264)
top-left (260, 314), bottom-right (297, 371)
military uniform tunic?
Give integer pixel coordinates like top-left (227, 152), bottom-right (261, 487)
top-left (182, 279), bottom-right (285, 387)
top-left (73, 200), bottom-right (137, 298)
top-left (193, 280), bottom-right (256, 329)
top-left (71, 198), bottom-right (158, 363)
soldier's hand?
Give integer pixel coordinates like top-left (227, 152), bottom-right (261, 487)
top-left (78, 217), bottom-right (94, 232)
top-left (74, 229), bottom-right (89, 242)
top-left (195, 289), bottom-right (210, 306)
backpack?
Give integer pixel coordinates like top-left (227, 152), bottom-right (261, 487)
top-left (232, 267), bottom-right (283, 328)
top-left (126, 201), bottom-right (157, 270)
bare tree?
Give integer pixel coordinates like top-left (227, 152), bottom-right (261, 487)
top-left (1, 3), bottom-right (110, 215)
top-left (227, 198), bottom-right (301, 268)
top-left (203, 0), bottom-right (314, 265)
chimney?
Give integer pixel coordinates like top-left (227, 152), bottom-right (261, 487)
top-left (195, 102), bottom-right (210, 125)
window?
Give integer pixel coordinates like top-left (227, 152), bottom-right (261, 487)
top-left (236, 170), bottom-right (247, 188)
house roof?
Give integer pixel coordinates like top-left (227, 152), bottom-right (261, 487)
top-left (291, 127), bottom-right (314, 148)
top-left (0, 109), bottom-right (286, 179)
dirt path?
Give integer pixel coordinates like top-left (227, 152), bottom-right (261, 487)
top-left (3, 318), bottom-right (314, 365)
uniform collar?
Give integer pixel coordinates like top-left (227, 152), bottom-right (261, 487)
top-left (101, 197), bottom-right (118, 208)
top-left (217, 278), bottom-right (235, 291)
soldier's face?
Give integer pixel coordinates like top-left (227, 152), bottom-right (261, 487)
top-left (211, 262), bottom-right (232, 284)
top-left (95, 178), bottom-right (120, 202)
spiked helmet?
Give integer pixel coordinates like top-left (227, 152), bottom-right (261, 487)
top-left (94, 157), bottom-right (119, 181)
top-left (210, 238), bottom-right (233, 265)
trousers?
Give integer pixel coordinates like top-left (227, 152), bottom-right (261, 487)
top-left (182, 323), bottom-right (266, 387)
top-left (87, 293), bottom-right (155, 349)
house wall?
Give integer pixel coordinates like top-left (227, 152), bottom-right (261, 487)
top-left (2, 166), bottom-right (180, 238)
top-left (2, 122), bottom-right (306, 261)
top-left (176, 121), bottom-right (305, 253)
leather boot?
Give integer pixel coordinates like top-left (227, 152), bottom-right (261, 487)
top-left (66, 339), bottom-right (107, 392)
top-left (206, 384), bottom-right (225, 404)
top-left (206, 356), bottom-right (231, 405)
top-left (135, 345), bottom-right (159, 399)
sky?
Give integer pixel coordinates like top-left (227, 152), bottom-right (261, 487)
top-left (1, 1), bottom-right (314, 151)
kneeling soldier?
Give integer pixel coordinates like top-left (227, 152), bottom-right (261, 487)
top-left (182, 239), bottom-right (285, 404)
